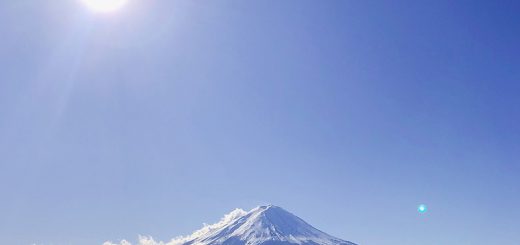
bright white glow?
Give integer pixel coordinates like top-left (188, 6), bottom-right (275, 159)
top-left (81, 0), bottom-right (128, 13)
top-left (418, 204), bottom-right (427, 213)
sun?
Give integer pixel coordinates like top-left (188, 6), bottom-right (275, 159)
top-left (81, 0), bottom-right (128, 13)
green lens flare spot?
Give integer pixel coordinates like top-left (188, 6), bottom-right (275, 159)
top-left (418, 204), bottom-right (427, 213)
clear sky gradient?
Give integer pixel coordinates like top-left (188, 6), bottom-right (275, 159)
top-left (1, 1), bottom-right (519, 245)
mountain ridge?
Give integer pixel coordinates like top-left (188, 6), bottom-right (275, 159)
top-left (177, 205), bottom-right (357, 245)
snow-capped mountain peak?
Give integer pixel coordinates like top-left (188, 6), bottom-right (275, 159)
top-left (177, 205), bottom-right (357, 245)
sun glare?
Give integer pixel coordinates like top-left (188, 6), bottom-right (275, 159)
top-left (81, 0), bottom-right (128, 13)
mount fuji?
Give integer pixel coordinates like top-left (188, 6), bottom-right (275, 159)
top-left (175, 205), bottom-right (357, 245)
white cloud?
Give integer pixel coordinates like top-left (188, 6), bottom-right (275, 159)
top-left (103, 240), bottom-right (132, 245)
top-left (102, 208), bottom-right (248, 245)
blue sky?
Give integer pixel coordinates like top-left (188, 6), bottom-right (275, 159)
top-left (0, 1), bottom-right (519, 245)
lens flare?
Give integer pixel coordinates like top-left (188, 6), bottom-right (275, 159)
top-left (418, 204), bottom-right (427, 214)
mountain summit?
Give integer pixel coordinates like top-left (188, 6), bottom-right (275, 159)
top-left (178, 205), bottom-right (357, 245)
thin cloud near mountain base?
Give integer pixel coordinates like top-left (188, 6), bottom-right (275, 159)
top-left (103, 208), bottom-right (248, 245)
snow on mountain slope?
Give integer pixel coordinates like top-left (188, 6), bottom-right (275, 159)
top-left (103, 205), bottom-right (357, 245)
top-left (175, 205), bottom-right (357, 245)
